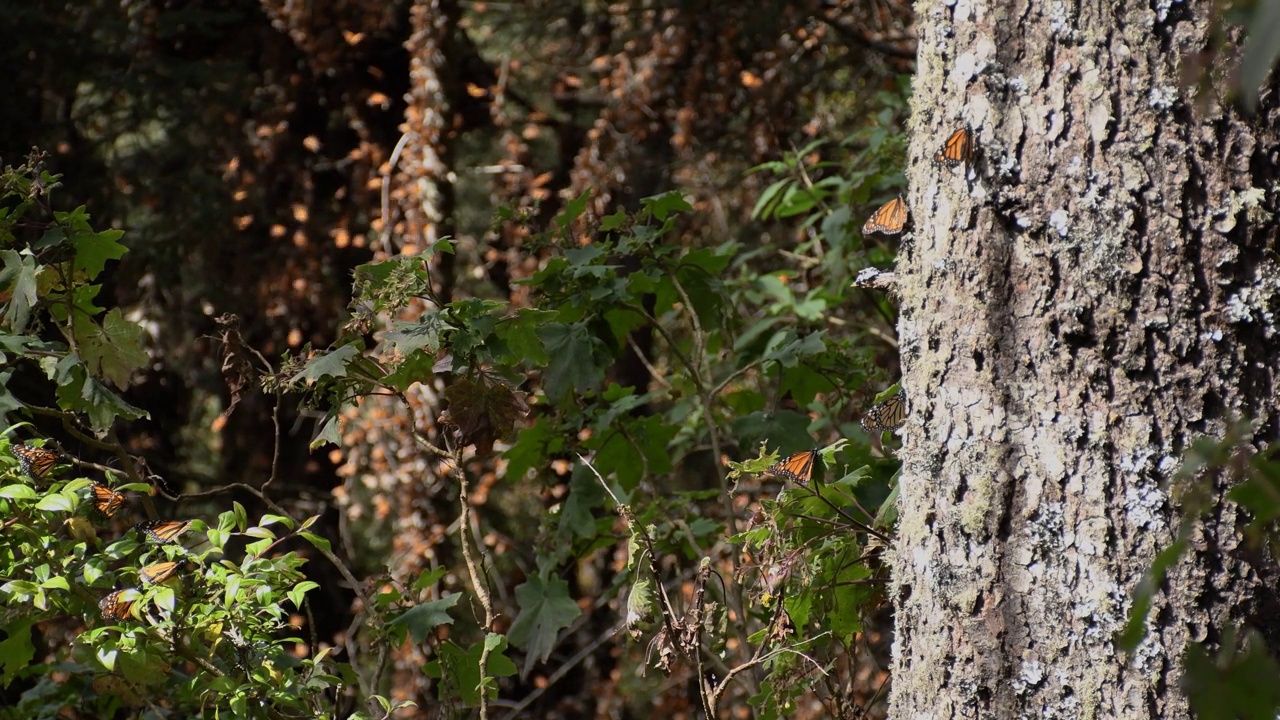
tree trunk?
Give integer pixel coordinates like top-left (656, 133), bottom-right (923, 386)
top-left (892, 0), bottom-right (1280, 716)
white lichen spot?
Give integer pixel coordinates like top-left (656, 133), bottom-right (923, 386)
top-left (1131, 623), bottom-right (1165, 672)
top-left (1148, 85), bottom-right (1178, 110)
top-left (1118, 446), bottom-right (1154, 474)
top-left (1123, 481), bottom-right (1167, 531)
top-left (1154, 0), bottom-right (1181, 22)
top-left (1049, 209), bottom-right (1070, 237)
top-left (1048, 0), bottom-right (1075, 37)
top-left (1012, 659), bottom-right (1044, 696)
top-left (1028, 502), bottom-right (1065, 551)
top-left (1224, 264), bottom-right (1280, 336)
top-left (951, 52), bottom-right (986, 88)
top-left (1201, 326), bottom-right (1224, 343)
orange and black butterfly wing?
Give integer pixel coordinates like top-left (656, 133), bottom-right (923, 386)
top-left (136, 520), bottom-right (192, 544)
top-left (90, 483), bottom-right (125, 517)
top-left (99, 589), bottom-right (137, 621)
top-left (862, 196), bottom-right (908, 236)
top-left (933, 127), bottom-right (974, 168)
top-left (13, 444), bottom-right (60, 480)
top-left (861, 390), bottom-right (908, 433)
top-left (768, 449), bottom-right (819, 486)
top-left (140, 560), bottom-right (181, 585)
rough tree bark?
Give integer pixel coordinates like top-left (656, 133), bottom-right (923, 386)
top-left (893, 0), bottom-right (1280, 716)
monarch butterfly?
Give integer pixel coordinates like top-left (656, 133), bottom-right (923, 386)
top-left (89, 483), bottom-right (125, 517)
top-left (12, 444), bottom-right (61, 480)
top-left (98, 588), bottom-right (138, 621)
top-left (767, 448), bottom-right (819, 486)
top-left (862, 195), bottom-right (909, 236)
top-left (135, 520), bottom-right (192, 544)
top-left (140, 560), bottom-right (181, 585)
top-left (933, 126), bottom-right (975, 168)
top-left (861, 390), bottom-right (908, 433)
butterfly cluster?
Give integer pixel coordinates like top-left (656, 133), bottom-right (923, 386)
top-left (6, 440), bottom-right (197, 623)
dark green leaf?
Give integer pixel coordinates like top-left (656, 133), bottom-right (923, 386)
top-left (508, 572), bottom-right (581, 675)
top-left (291, 345), bottom-right (361, 383)
top-left (388, 594), bottom-right (461, 644)
top-left (536, 322), bottom-right (605, 402)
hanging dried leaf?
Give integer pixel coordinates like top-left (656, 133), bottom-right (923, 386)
top-left (441, 373), bottom-right (529, 455)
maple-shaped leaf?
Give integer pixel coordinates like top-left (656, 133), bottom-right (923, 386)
top-left (442, 372), bottom-right (529, 455)
top-left (507, 572), bottom-right (581, 678)
top-left (387, 594), bottom-right (461, 644)
top-left (76, 308), bottom-right (147, 388)
top-left (0, 249), bottom-right (39, 333)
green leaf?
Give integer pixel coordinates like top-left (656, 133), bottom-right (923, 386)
top-left (71, 226), bottom-right (127, 279)
top-left (495, 309), bottom-right (555, 366)
top-left (0, 617), bottom-right (35, 685)
top-left (536, 322), bottom-right (605, 402)
top-left (1240, 0), bottom-right (1280, 111)
top-left (287, 581), bottom-right (320, 608)
top-left (35, 492), bottom-right (74, 512)
top-left (640, 191), bottom-right (692, 221)
top-left (387, 594), bottom-right (461, 644)
top-left (508, 572), bottom-right (581, 675)
top-left (411, 567), bottom-right (448, 593)
top-left (503, 418), bottom-right (560, 482)
top-left (1186, 628), bottom-right (1280, 720)
top-left (299, 532), bottom-right (331, 553)
top-left (384, 315), bottom-right (450, 356)
top-left (310, 412), bottom-right (343, 449)
top-left (482, 633), bottom-right (518, 678)
top-left (260, 514), bottom-right (295, 530)
top-left (381, 349), bottom-right (436, 392)
top-left (77, 308), bottom-right (148, 387)
top-left (559, 465), bottom-right (605, 539)
top-left (0, 249), bottom-right (39, 332)
top-left (553, 191), bottom-right (590, 234)
top-left (0, 484), bottom-right (37, 500)
top-left (291, 344), bottom-right (361, 383)
top-left (40, 576), bottom-right (70, 591)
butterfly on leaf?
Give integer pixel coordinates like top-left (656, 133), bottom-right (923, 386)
top-left (89, 483), bottom-right (125, 517)
top-left (139, 560), bottom-right (182, 585)
top-left (861, 390), bottom-right (908, 433)
top-left (99, 588), bottom-right (139, 621)
top-left (767, 448), bottom-right (819, 486)
top-left (12, 444), bottom-right (61, 480)
top-left (933, 126), bottom-right (975, 168)
top-left (862, 195), bottom-right (909, 236)
top-left (135, 520), bottom-right (193, 544)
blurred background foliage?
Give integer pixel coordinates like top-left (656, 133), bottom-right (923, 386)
top-left (0, 0), bottom-right (916, 716)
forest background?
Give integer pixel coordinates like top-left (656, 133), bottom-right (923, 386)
top-left (4, 1), bottom-right (1280, 719)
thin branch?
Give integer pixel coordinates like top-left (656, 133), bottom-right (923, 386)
top-left (450, 436), bottom-right (495, 720)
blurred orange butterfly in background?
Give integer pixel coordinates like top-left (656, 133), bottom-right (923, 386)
top-left (90, 483), bottom-right (125, 517)
top-left (136, 520), bottom-right (192, 544)
top-left (99, 588), bottom-right (138, 621)
top-left (140, 560), bottom-right (182, 585)
top-left (933, 126), bottom-right (975, 168)
top-left (12, 444), bottom-right (61, 480)
top-left (767, 448), bottom-right (819, 486)
top-left (862, 195), bottom-right (909, 236)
